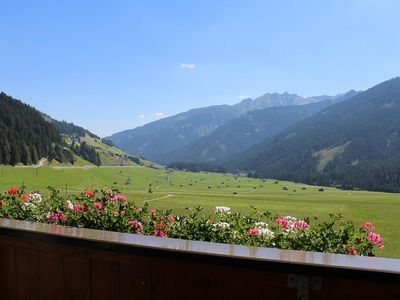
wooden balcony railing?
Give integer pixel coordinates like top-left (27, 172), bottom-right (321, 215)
top-left (0, 218), bottom-right (399, 300)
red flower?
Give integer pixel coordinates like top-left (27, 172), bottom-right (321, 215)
top-left (85, 190), bottom-right (95, 197)
top-left (20, 194), bottom-right (30, 202)
top-left (8, 187), bottom-right (19, 195)
top-left (248, 228), bottom-right (260, 236)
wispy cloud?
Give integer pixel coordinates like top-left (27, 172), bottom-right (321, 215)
top-left (139, 114), bottom-right (146, 120)
top-left (154, 112), bottom-right (168, 119)
top-left (237, 95), bottom-right (250, 100)
top-left (180, 63), bottom-right (196, 69)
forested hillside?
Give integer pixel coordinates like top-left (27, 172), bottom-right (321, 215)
top-left (0, 92), bottom-right (74, 165)
top-left (227, 78), bottom-right (400, 192)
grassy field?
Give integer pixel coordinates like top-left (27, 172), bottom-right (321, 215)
top-left (0, 165), bottom-right (399, 258)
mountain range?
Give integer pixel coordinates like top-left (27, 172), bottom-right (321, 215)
top-left (156, 91), bottom-right (359, 164)
top-left (106, 91), bottom-right (357, 162)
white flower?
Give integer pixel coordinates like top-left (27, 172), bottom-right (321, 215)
top-left (258, 228), bottom-right (275, 239)
top-left (285, 216), bottom-right (297, 222)
top-left (255, 221), bottom-right (268, 228)
top-left (29, 193), bottom-right (42, 203)
top-left (21, 202), bottom-right (36, 211)
top-left (213, 222), bottom-right (230, 230)
top-left (66, 200), bottom-right (74, 210)
top-left (215, 206), bottom-right (231, 215)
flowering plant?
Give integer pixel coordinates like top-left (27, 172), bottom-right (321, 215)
top-left (0, 186), bottom-right (384, 256)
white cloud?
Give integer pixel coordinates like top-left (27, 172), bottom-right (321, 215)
top-left (180, 63), bottom-right (196, 69)
top-left (237, 95), bottom-right (250, 100)
top-left (154, 112), bottom-right (168, 119)
top-left (139, 114), bottom-right (146, 120)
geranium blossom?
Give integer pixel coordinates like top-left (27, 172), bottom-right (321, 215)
top-left (28, 193), bottom-right (42, 202)
top-left (275, 217), bottom-right (289, 230)
top-left (294, 220), bottom-right (310, 229)
top-left (154, 230), bottom-right (167, 238)
top-left (248, 228), bottom-right (259, 236)
top-left (21, 202), bottom-right (36, 211)
top-left (94, 203), bottom-right (103, 210)
top-left (148, 209), bottom-right (157, 217)
top-left (48, 213), bottom-right (67, 222)
top-left (21, 194), bottom-right (30, 202)
top-left (8, 187), bottom-right (19, 195)
top-left (85, 190), bottom-right (95, 197)
top-left (347, 246), bottom-right (358, 255)
top-left (167, 214), bottom-right (175, 224)
top-left (367, 232), bottom-right (384, 249)
top-left (248, 227), bottom-right (275, 239)
top-left (113, 194), bottom-right (127, 203)
top-left (362, 222), bottom-right (375, 232)
top-left (255, 221), bottom-right (268, 228)
top-left (73, 204), bottom-right (85, 212)
top-left (128, 220), bottom-right (143, 233)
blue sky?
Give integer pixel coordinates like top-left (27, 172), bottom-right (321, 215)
top-left (1, 0), bottom-right (399, 137)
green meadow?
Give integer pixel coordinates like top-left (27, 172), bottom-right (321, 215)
top-left (1, 165), bottom-right (399, 258)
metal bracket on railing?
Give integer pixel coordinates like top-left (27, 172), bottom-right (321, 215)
top-left (288, 274), bottom-right (322, 300)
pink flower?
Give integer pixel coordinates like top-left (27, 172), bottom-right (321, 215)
top-left (167, 214), bottom-right (175, 224)
top-left (248, 228), bottom-right (260, 236)
top-left (128, 220), bottom-right (143, 233)
top-left (347, 246), bottom-right (358, 256)
top-left (48, 213), bottom-right (67, 222)
top-left (73, 204), bottom-right (85, 212)
top-left (113, 211), bottom-right (119, 217)
top-left (113, 194), bottom-right (127, 203)
top-left (294, 220), bottom-right (310, 229)
top-left (147, 209), bottom-right (157, 218)
top-left (275, 217), bottom-right (289, 230)
top-left (154, 230), bottom-right (167, 238)
top-left (94, 203), bottom-right (103, 210)
top-left (362, 221), bottom-right (375, 232)
top-left (105, 188), bottom-right (114, 195)
top-left (367, 232), bottom-right (384, 249)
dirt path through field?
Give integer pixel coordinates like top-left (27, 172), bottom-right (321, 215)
top-left (144, 194), bottom-right (174, 203)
